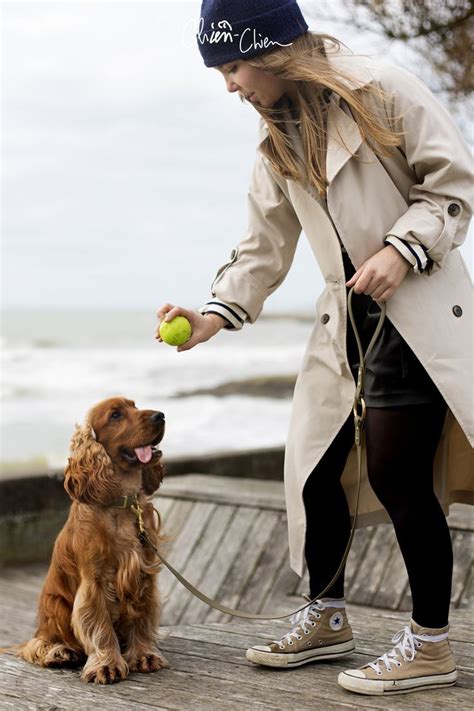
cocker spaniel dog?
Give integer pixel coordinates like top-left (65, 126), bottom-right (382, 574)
top-left (16, 397), bottom-right (169, 684)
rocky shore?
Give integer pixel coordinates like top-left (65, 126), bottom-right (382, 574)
top-left (175, 374), bottom-right (297, 399)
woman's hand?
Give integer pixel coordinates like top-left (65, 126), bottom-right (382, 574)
top-left (345, 244), bottom-right (410, 302)
top-left (156, 304), bottom-right (228, 352)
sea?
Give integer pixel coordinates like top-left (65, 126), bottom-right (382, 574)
top-left (0, 309), bottom-right (314, 475)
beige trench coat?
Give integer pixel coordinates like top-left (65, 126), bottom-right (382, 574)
top-left (206, 47), bottom-right (474, 578)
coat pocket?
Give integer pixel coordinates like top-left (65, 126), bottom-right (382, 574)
top-left (211, 247), bottom-right (239, 296)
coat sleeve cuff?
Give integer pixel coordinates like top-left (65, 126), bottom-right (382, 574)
top-left (198, 299), bottom-right (248, 331)
top-left (384, 235), bottom-right (430, 274)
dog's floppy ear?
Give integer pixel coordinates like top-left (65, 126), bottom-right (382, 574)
top-left (64, 422), bottom-right (121, 505)
top-left (142, 459), bottom-right (165, 496)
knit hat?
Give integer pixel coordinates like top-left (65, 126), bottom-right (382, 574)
top-left (196, 0), bottom-right (309, 68)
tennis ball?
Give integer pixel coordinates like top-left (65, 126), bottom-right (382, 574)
top-left (159, 315), bottom-right (192, 346)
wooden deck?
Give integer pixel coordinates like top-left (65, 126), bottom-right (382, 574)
top-left (0, 474), bottom-right (472, 708)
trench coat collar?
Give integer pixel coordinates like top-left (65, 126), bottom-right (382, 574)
top-left (257, 47), bottom-right (375, 186)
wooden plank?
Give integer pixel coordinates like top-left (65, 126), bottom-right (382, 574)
top-left (294, 563), bottom-right (310, 597)
top-left (347, 526), bottom-right (396, 606)
top-left (159, 501), bottom-right (216, 611)
top-left (460, 569), bottom-right (472, 609)
top-left (262, 550), bottom-right (301, 615)
top-left (371, 536), bottom-right (409, 610)
top-left (154, 495), bottom-right (175, 525)
top-left (399, 578), bottom-right (413, 612)
top-left (179, 506), bottom-right (260, 625)
top-left (162, 504), bottom-right (235, 626)
top-left (157, 499), bottom-right (199, 604)
top-left (205, 509), bottom-right (280, 624)
top-left (159, 498), bottom-right (194, 542)
top-left (451, 529), bottom-right (473, 608)
top-left (237, 512), bottom-right (290, 616)
top-left (345, 528), bottom-right (374, 592)
top-left (447, 503), bottom-right (474, 532)
top-left (155, 474), bottom-right (286, 511)
top-left (257, 589), bottom-right (308, 620)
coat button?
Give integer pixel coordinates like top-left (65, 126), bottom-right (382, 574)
top-left (452, 305), bottom-right (463, 317)
top-left (321, 313), bottom-right (330, 324)
top-left (448, 203), bottom-right (460, 217)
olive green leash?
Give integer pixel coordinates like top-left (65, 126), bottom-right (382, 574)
top-left (135, 287), bottom-right (386, 620)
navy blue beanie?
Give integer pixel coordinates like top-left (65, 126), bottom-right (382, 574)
top-left (197, 0), bottom-right (309, 68)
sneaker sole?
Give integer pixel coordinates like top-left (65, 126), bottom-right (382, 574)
top-left (246, 639), bottom-right (356, 668)
top-left (337, 669), bottom-right (458, 695)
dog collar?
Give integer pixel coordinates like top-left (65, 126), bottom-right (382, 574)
top-left (107, 493), bottom-right (146, 540)
top-left (108, 494), bottom-right (139, 509)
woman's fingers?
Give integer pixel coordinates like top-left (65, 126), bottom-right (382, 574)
top-left (374, 289), bottom-right (392, 302)
top-left (156, 303), bottom-right (175, 321)
top-left (162, 306), bottom-right (183, 322)
top-left (177, 334), bottom-right (200, 353)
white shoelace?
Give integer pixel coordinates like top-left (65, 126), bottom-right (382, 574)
top-left (272, 599), bottom-right (344, 648)
top-left (368, 625), bottom-right (449, 675)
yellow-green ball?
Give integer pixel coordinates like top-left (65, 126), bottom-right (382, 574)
top-left (160, 316), bottom-right (192, 346)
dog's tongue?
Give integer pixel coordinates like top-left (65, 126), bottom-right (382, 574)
top-left (134, 446), bottom-right (153, 464)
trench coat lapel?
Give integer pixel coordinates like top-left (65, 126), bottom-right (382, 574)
top-left (325, 47), bottom-right (374, 183)
top-left (326, 101), bottom-right (364, 185)
top-left (281, 96), bottom-right (364, 192)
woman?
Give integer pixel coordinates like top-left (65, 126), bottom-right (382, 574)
top-left (157, 0), bottom-right (473, 697)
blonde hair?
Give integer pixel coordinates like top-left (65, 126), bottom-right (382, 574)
top-left (238, 32), bottom-right (405, 197)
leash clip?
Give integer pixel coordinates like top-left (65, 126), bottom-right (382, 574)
top-left (131, 495), bottom-right (146, 535)
top-left (353, 397), bottom-right (366, 446)
top-left (352, 363), bottom-right (367, 446)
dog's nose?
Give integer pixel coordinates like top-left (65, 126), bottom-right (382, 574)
top-left (150, 411), bottom-right (165, 424)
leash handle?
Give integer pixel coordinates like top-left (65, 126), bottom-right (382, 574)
top-left (140, 287), bottom-right (386, 620)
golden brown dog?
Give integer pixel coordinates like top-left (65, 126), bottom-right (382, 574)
top-left (17, 397), bottom-right (169, 684)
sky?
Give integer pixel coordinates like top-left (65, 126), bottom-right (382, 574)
top-left (1, 1), bottom-right (472, 312)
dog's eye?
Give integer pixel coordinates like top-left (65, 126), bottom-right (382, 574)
top-left (110, 411), bottom-right (122, 420)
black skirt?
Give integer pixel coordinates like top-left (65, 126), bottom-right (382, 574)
top-left (342, 249), bottom-right (444, 407)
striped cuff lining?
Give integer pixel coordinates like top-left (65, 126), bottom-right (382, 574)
top-left (199, 300), bottom-right (248, 330)
top-left (384, 236), bottom-right (429, 273)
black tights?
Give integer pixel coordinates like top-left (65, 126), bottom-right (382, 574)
top-left (303, 399), bottom-right (452, 628)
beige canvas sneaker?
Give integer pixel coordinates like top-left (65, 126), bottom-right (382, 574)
top-left (246, 597), bottom-right (355, 668)
top-left (338, 619), bottom-right (457, 695)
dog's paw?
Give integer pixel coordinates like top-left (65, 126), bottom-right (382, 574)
top-left (82, 658), bottom-right (128, 684)
top-left (45, 646), bottom-right (86, 668)
top-left (17, 639), bottom-right (86, 668)
top-left (128, 651), bottom-right (169, 673)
